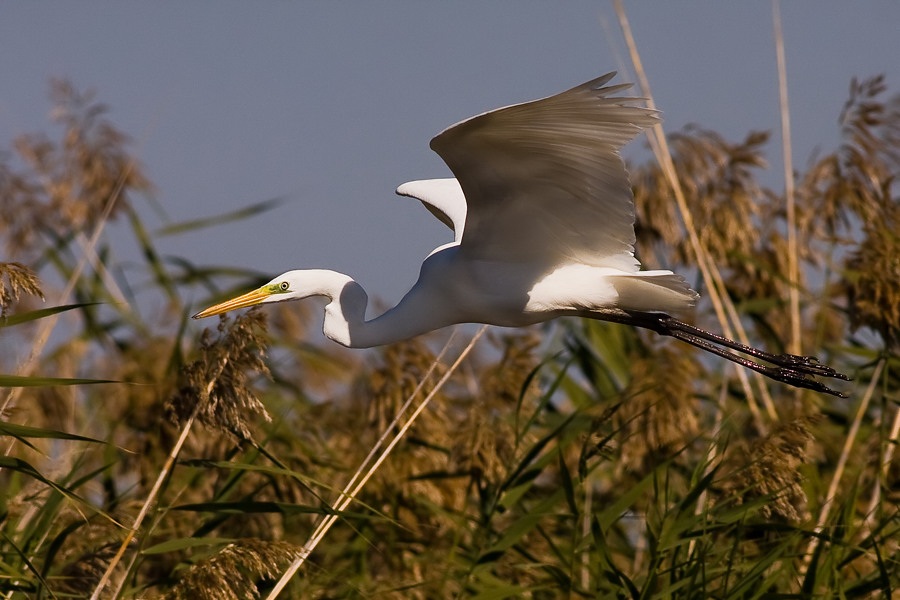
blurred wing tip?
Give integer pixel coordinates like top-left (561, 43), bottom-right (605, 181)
top-left (581, 71), bottom-right (618, 89)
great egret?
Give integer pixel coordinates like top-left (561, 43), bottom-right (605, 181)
top-left (194, 73), bottom-right (847, 397)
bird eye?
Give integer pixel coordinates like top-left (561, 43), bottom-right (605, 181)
top-left (279, 281), bottom-right (290, 291)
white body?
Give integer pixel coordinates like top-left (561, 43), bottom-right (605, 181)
top-left (195, 74), bottom-right (698, 348)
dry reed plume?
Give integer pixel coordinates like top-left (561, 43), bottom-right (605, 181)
top-left (0, 70), bottom-right (898, 598)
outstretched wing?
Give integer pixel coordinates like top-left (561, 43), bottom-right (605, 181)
top-left (429, 72), bottom-right (656, 271)
top-left (396, 178), bottom-right (466, 244)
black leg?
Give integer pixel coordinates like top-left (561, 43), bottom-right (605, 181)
top-left (598, 312), bottom-right (849, 398)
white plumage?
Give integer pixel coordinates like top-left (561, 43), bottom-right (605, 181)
top-left (194, 73), bottom-right (846, 396)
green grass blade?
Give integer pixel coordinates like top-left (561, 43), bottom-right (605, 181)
top-left (171, 501), bottom-right (368, 519)
top-left (0, 530), bottom-right (53, 599)
top-left (0, 421), bottom-right (108, 450)
top-left (155, 197), bottom-right (286, 237)
top-left (0, 374), bottom-right (118, 387)
top-left (143, 537), bottom-right (235, 555)
top-left (125, 203), bottom-right (178, 301)
top-left (0, 456), bottom-right (119, 526)
top-left (0, 303), bottom-right (97, 328)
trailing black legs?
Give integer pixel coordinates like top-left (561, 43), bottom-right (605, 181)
top-left (605, 312), bottom-right (850, 397)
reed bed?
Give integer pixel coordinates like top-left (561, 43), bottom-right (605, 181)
top-left (1, 45), bottom-right (899, 600)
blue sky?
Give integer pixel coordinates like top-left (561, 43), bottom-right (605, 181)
top-left (2, 3), bottom-right (898, 317)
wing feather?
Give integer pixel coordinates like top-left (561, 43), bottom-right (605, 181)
top-left (429, 73), bottom-right (656, 270)
top-left (396, 178), bottom-right (466, 243)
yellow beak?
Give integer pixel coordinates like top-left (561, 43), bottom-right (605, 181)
top-left (192, 286), bottom-right (272, 319)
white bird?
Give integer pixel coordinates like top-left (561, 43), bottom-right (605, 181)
top-left (194, 73), bottom-right (846, 396)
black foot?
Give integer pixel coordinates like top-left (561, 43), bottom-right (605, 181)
top-left (770, 354), bottom-right (852, 381)
top-left (762, 366), bottom-right (848, 398)
top-left (619, 313), bottom-right (851, 397)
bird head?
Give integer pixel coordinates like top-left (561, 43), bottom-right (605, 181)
top-left (192, 272), bottom-right (303, 319)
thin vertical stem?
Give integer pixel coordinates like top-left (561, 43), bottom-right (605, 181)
top-left (264, 326), bottom-right (487, 599)
top-left (864, 374), bottom-right (900, 527)
top-left (804, 359), bottom-right (883, 569)
top-left (311, 329), bottom-right (458, 531)
top-left (0, 162), bottom-right (135, 418)
top-left (613, 0), bottom-right (776, 428)
top-left (581, 479), bottom-right (593, 590)
top-left (688, 380), bottom-right (728, 558)
top-left (90, 357), bottom-right (230, 600)
top-left (773, 0), bottom-right (802, 359)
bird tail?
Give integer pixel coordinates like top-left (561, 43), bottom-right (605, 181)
top-left (609, 270), bottom-right (699, 313)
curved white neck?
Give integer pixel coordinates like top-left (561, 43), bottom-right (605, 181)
top-left (300, 270), bottom-right (437, 348)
